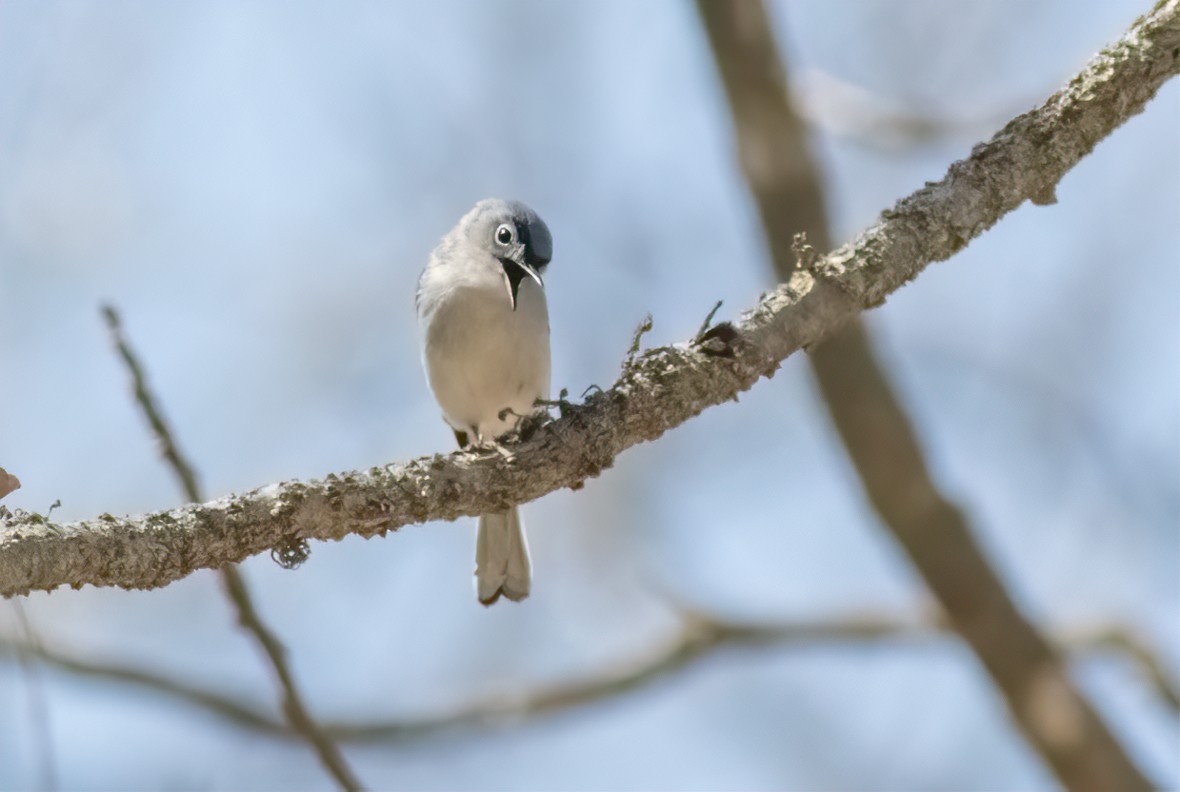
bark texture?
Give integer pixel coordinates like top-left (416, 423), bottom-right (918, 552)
top-left (2, 0), bottom-right (1178, 601)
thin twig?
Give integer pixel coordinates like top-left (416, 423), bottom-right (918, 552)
top-left (694, 300), bottom-right (725, 342)
top-left (790, 66), bottom-right (1034, 151)
top-left (100, 306), bottom-right (364, 792)
top-left (0, 631), bottom-right (285, 735)
top-left (693, 2), bottom-right (1162, 791)
top-left (1064, 626), bottom-right (1180, 712)
top-left (2, 614), bottom-right (1173, 743)
top-left (101, 307), bottom-right (202, 502)
top-left (11, 600), bottom-right (57, 792)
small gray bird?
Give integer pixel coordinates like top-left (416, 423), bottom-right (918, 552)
top-left (416, 199), bottom-right (552, 605)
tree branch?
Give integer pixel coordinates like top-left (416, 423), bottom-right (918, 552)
top-left (3, 613), bottom-right (1174, 743)
top-left (790, 67), bottom-right (1030, 151)
top-left (10, 600), bottom-right (58, 791)
top-left (0, 614), bottom-right (929, 742)
top-left (99, 307), bottom-right (364, 792)
top-left (693, 3), bottom-right (1170, 791)
top-left (1, 1), bottom-right (1177, 603)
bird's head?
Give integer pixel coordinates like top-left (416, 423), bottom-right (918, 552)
top-left (460, 198), bottom-right (552, 310)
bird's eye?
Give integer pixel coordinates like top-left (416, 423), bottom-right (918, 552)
top-left (495, 224), bottom-right (514, 245)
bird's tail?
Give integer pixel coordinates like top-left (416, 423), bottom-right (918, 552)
top-left (475, 506), bottom-right (531, 605)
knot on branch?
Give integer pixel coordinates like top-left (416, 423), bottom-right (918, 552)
top-left (271, 537), bottom-right (310, 570)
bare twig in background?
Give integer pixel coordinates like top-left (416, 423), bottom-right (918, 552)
top-left (2, 612), bottom-right (1173, 744)
top-left (1067, 626), bottom-right (1180, 712)
top-left (791, 67), bottom-right (1035, 151)
top-left (0, 631), bottom-right (286, 735)
top-left (2, 2), bottom-right (1178, 603)
top-left (101, 307), bottom-right (202, 501)
top-left (0, 614), bottom-right (927, 742)
top-left (100, 307), bottom-right (364, 792)
top-left (11, 600), bottom-right (57, 792)
top-left (693, 2), bottom-right (1162, 790)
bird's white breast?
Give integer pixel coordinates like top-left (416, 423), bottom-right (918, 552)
top-left (419, 270), bottom-right (550, 440)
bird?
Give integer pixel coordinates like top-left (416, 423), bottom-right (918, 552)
top-left (416, 199), bottom-right (553, 605)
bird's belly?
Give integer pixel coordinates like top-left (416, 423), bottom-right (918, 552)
top-left (423, 282), bottom-right (550, 439)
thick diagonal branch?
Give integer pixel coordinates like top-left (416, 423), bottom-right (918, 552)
top-left (693, 3), bottom-right (1165, 792)
top-left (2, 1), bottom-right (1177, 607)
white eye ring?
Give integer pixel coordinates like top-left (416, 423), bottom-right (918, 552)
top-left (495, 224), bottom-right (515, 245)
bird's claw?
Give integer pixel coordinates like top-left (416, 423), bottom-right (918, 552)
top-left (470, 435), bottom-right (515, 461)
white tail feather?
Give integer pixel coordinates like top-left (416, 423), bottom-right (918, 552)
top-left (476, 506), bottom-right (531, 605)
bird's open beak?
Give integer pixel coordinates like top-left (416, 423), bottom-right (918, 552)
top-left (519, 259), bottom-right (544, 287)
top-left (499, 256), bottom-right (543, 311)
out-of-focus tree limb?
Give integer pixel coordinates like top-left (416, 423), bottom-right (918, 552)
top-left (1065, 625), bottom-right (1180, 712)
top-left (2, 613), bottom-right (1174, 743)
top-left (808, 325), bottom-right (1159, 792)
top-left (693, 2), bottom-right (1170, 791)
top-left (101, 307), bottom-right (364, 792)
top-left (0, 630), bottom-right (285, 735)
top-left (10, 599), bottom-right (57, 791)
top-left (1, 1), bottom-right (1178, 601)
top-left (791, 67), bottom-right (1034, 150)
top-left (0, 614), bottom-right (930, 742)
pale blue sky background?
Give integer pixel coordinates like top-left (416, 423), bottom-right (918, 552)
top-left (1, 1), bottom-right (1177, 790)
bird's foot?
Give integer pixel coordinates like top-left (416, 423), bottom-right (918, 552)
top-left (471, 431), bottom-right (516, 461)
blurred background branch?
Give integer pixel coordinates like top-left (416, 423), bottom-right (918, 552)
top-left (790, 67), bottom-right (1033, 151)
top-left (2, 611), bottom-right (1173, 743)
top-left (101, 306), bottom-right (364, 792)
top-left (693, 2), bottom-right (1166, 790)
top-left (10, 600), bottom-right (56, 792)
